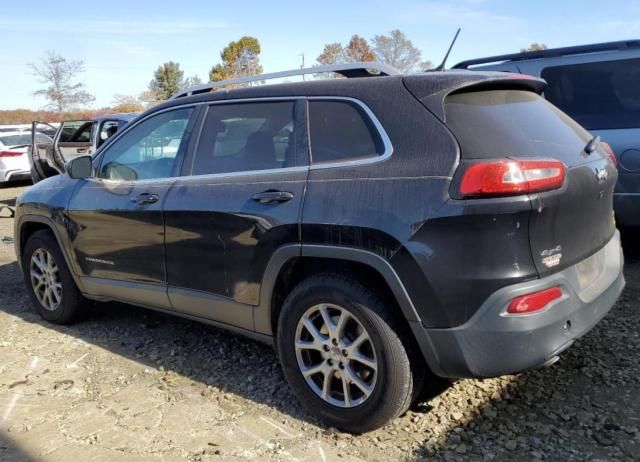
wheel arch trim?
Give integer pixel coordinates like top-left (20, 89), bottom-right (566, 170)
top-left (255, 244), bottom-right (444, 376)
top-left (16, 214), bottom-right (86, 293)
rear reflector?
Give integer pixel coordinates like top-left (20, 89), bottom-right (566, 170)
top-left (460, 159), bottom-right (565, 197)
top-left (601, 142), bottom-right (617, 167)
top-left (0, 150), bottom-right (23, 157)
top-left (507, 287), bottom-right (563, 315)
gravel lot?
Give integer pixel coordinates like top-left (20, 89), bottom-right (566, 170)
top-left (0, 182), bottom-right (638, 461)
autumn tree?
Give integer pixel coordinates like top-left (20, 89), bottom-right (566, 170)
top-left (148, 61), bottom-right (184, 101)
top-left (344, 35), bottom-right (375, 62)
top-left (30, 51), bottom-right (95, 112)
top-left (209, 36), bottom-right (263, 83)
top-left (371, 30), bottom-right (424, 73)
top-left (521, 43), bottom-right (548, 52)
top-left (111, 94), bottom-right (146, 113)
top-left (317, 42), bottom-right (346, 65)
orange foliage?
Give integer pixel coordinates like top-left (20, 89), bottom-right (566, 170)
top-left (0, 108), bottom-right (129, 125)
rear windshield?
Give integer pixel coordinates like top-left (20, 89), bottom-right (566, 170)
top-left (541, 58), bottom-right (640, 130)
top-left (445, 89), bottom-right (593, 165)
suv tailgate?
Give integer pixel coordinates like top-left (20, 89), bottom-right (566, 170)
top-left (444, 89), bottom-right (617, 276)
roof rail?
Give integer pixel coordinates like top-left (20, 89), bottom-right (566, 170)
top-left (452, 39), bottom-right (640, 69)
top-left (170, 61), bottom-right (400, 99)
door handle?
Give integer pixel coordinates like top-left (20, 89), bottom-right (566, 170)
top-left (251, 190), bottom-right (294, 204)
top-left (132, 193), bottom-right (160, 205)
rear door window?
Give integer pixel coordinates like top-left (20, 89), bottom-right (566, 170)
top-left (308, 100), bottom-right (385, 164)
top-left (191, 101), bottom-right (297, 175)
top-left (59, 121), bottom-right (93, 143)
top-left (541, 58), bottom-right (640, 130)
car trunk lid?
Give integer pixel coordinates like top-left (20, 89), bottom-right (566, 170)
top-left (442, 87), bottom-right (617, 276)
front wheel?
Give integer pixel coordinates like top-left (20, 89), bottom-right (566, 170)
top-left (277, 273), bottom-right (416, 433)
top-left (22, 230), bottom-right (86, 324)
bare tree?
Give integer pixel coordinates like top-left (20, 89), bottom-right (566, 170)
top-left (183, 74), bottom-right (202, 89)
top-left (30, 51), bottom-right (95, 112)
top-left (371, 30), bottom-right (423, 73)
top-left (111, 94), bottom-right (146, 113)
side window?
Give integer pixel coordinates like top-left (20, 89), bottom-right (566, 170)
top-left (192, 101), bottom-right (296, 175)
top-left (542, 58), bottom-right (640, 130)
top-left (308, 100), bottom-right (385, 164)
top-left (98, 107), bottom-right (193, 181)
top-left (97, 120), bottom-right (120, 147)
top-left (59, 121), bottom-right (93, 143)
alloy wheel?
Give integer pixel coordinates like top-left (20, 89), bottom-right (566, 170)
top-left (29, 248), bottom-right (62, 311)
top-left (294, 303), bottom-right (378, 408)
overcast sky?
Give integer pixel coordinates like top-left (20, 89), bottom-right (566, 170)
top-left (1, 0), bottom-right (639, 110)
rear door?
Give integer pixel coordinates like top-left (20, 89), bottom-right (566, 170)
top-left (541, 57), bottom-right (640, 226)
top-left (162, 99), bottom-right (308, 330)
top-left (445, 89), bottom-right (617, 275)
top-left (53, 120), bottom-right (94, 169)
top-left (30, 122), bottom-right (57, 180)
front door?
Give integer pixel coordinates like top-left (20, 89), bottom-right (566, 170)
top-left (163, 100), bottom-right (308, 330)
top-left (66, 106), bottom-right (199, 308)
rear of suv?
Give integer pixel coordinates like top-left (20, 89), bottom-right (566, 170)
top-left (454, 39), bottom-right (640, 227)
top-left (15, 65), bottom-right (624, 433)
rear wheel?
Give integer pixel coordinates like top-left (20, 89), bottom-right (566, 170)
top-left (277, 273), bottom-right (416, 433)
top-left (22, 230), bottom-right (86, 324)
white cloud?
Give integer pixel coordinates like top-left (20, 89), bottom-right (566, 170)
top-left (0, 18), bottom-right (230, 36)
top-left (396, 1), bottom-right (523, 28)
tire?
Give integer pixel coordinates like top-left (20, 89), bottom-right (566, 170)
top-left (22, 230), bottom-right (86, 324)
top-left (276, 273), bottom-right (416, 433)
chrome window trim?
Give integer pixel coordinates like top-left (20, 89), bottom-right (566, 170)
top-left (306, 96), bottom-right (393, 171)
top-left (94, 95), bottom-right (393, 183)
top-left (174, 166), bottom-right (309, 183)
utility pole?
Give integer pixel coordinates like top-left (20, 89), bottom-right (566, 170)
top-left (299, 53), bottom-right (305, 80)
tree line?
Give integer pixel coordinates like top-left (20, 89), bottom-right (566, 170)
top-left (14, 35), bottom-right (548, 123)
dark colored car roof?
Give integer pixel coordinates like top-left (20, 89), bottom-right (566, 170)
top-left (147, 71), bottom-right (545, 123)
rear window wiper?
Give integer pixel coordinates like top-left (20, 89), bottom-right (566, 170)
top-left (584, 135), bottom-right (601, 154)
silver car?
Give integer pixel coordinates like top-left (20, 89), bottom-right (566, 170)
top-left (454, 40), bottom-right (640, 227)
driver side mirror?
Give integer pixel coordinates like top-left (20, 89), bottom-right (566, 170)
top-left (66, 155), bottom-right (93, 179)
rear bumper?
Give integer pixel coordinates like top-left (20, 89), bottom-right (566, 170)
top-left (423, 231), bottom-right (625, 378)
top-left (0, 169), bottom-right (31, 182)
top-left (614, 193), bottom-right (640, 227)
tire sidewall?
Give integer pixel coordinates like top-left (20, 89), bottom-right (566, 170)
top-left (277, 277), bottom-right (411, 431)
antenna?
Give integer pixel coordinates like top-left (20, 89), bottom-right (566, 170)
top-left (431, 28), bottom-right (461, 72)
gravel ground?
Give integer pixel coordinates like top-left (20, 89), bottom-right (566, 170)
top-left (0, 182), bottom-right (638, 462)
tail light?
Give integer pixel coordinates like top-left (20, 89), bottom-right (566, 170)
top-left (0, 150), bottom-right (23, 157)
top-left (601, 142), bottom-right (617, 167)
top-left (506, 286), bottom-right (563, 315)
top-left (459, 159), bottom-right (565, 197)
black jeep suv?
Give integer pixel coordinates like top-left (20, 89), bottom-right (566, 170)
top-left (15, 66), bottom-right (625, 433)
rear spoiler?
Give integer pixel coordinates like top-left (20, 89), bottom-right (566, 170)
top-left (403, 71), bottom-right (546, 122)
